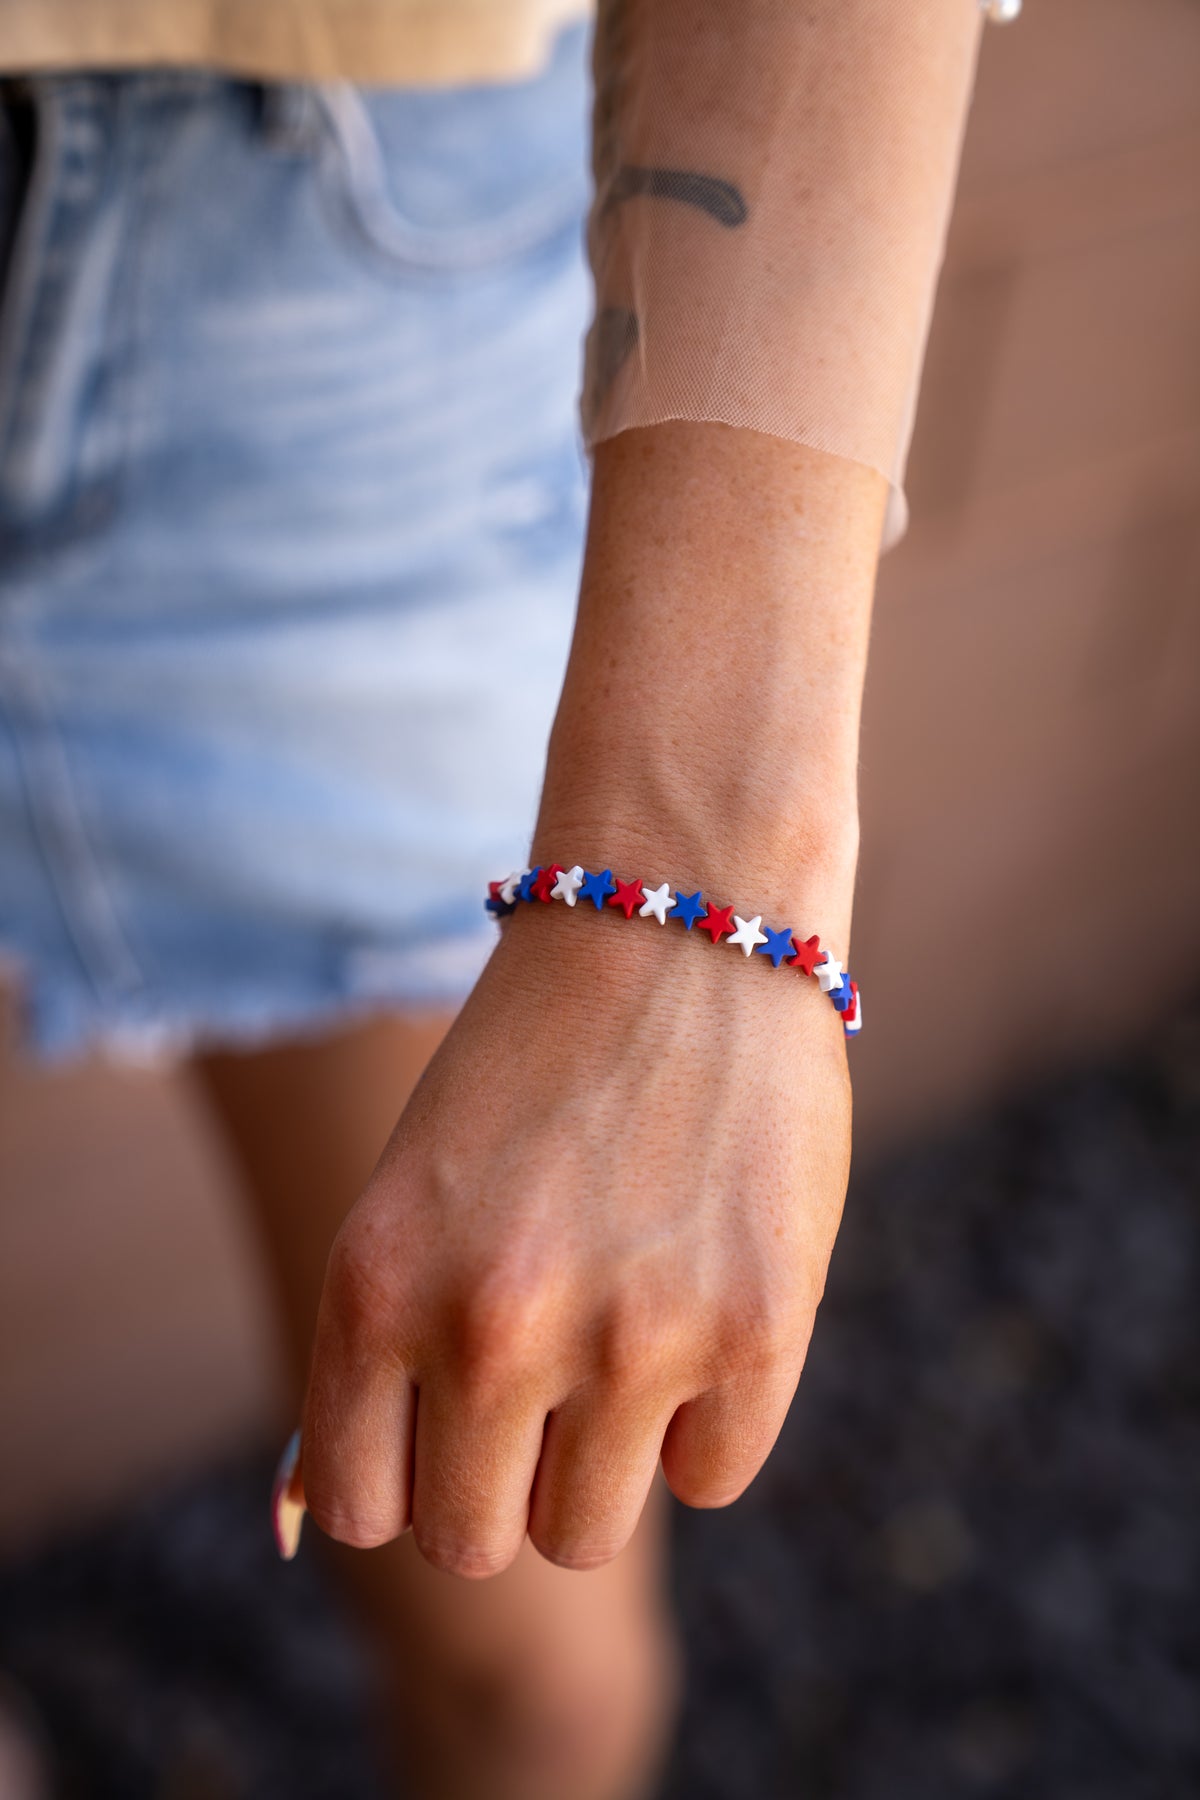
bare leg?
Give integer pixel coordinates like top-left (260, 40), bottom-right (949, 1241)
top-left (195, 1014), bottom-right (680, 1800)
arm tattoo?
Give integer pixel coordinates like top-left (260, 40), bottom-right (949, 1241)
top-left (582, 305), bottom-right (639, 433)
top-left (587, 0), bottom-right (748, 417)
top-left (592, 0), bottom-right (749, 231)
top-left (605, 166), bottom-right (747, 228)
top-left (592, 306), bottom-right (640, 389)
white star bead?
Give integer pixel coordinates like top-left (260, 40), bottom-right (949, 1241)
top-left (728, 914), bottom-right (768, 957)
top-left (845, 991), bottom-right (863, 1034)
top-left (639, 882), bottom-right (677, 924)
top-left (980, 0), bottom-right (1021, 20)
top-left (551, 864), bottom-right (586, 906)
top-left (815, 953), bottom-right (845, 993)
top-left (498, 870), bottom-right (524, 905)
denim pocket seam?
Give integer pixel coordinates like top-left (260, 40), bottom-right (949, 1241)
top-left (310, 82), bottom-right (589, 279)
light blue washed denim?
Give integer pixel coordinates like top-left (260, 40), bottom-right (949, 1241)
top-left (0, 26), bottom-right (592, 1059)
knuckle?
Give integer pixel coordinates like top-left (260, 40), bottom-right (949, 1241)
top-left (712, 1292), bottom-right (804, 1381)
top-left (718, 1324), bottom-right (786, 1383)
top-left (299, 1413), bottom-right (409, 1549)
top-left (663, 1398), bottom-right (776, 1511)
top-left (665, 1459), bottom-right (754, 1511)
top-left (528, 1525), bottom-right (627, 1573)
top-left (413, 1526), bottom-right (519, 1581)
top-left (305, 1491), bottom-right (404, 1550)
top-left (454, 1276), bottom-right (555, 1399)
top-left (595, 1296), bottom-right (689, 1393)
top-left (323, 1231), bottom-right (397, 1348)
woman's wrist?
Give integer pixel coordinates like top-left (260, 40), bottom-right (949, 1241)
top-left (531, 422), bottom-right (883, 922)
top-left (528, 789), bottom-right (859, 936)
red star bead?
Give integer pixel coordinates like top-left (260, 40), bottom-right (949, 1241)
top-left (789, 933), bottom-right (823, 976)
top-left (487, 881), bottom-right (506, 905)
top-left (607, 875), bottom-right (646, 919)
top-left (532, 863), bottom-right (564, 902)
top-left (842, 981), bottom-right (859, 1025)
top-left (697, 902), bottom-right (735, 943)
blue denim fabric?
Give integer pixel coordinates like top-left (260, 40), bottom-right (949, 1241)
top-left (0, 26), bottom-right (591, 1058)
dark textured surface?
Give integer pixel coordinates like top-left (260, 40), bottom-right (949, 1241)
top-left (2, 1019), bottom-right (1198, 1800)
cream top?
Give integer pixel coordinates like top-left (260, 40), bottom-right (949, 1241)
top-left (0, 0), bottom-right (592, 83)
top-left (0, 0), bottom-right (988, 547)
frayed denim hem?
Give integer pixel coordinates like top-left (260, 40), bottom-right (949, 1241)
top-left (0, 932), bottom-right (495, 1068)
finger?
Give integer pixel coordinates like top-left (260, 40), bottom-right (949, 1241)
top-left (411, 1380), bottom-right (547, 1580)
top-left (301, 1270), bottom-right (416, 1548)
top-left (528, 1391), bottom-right (673, 1571)
top-left (660, 1368), bottom-right (798, 1510)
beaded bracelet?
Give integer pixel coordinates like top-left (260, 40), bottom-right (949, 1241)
top-left (486, 863), bottom-right (861, 1038)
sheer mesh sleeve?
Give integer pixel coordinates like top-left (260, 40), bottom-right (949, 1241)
top-left (582, 0), bottom-right (986, 547)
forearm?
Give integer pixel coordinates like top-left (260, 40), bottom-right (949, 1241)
top-left (532, 423), bottom-right (886, 939)
top-left (533, 1), bottom-right (986, 935)
top-left (585, 0), bottom-right (982, 532)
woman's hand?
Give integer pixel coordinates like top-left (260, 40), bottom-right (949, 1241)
top-left (297, 423), bottom-right (886, 1574)
top-left (299, 886), bottom-right (852, 1575)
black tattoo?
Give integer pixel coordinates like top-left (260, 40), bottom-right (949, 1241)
top-left (585, 2), bottom-right (748, 422)
top-left (594, 306), bottom-right (640, 389)
top-left (591, 4), bottom-right (748, 230)
top-left (605, 166), bottom-right (748, 229)
top-left (581, 307), bottom-right (639, 433)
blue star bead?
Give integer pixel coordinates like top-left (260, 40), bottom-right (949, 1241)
top-left (517, 868), bottom-right (541, 903)
top-left (672, 890), bottom-right (706, 930)
top-left (580, 868), bottom-right (617, 909)
top-left (830, 969), bottom-right (855, 1011)
top-left (756, 925), bottom-right (796, 969)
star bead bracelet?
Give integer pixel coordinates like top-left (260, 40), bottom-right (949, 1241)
top-left (486, 863), bottom-right (861, 1038)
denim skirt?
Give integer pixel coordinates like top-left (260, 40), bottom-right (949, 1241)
top-left (0, 26), bottom-right (591, 1058)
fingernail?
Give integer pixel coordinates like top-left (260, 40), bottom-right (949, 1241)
top-left (271, 1428), bottom-right (306, 1561)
